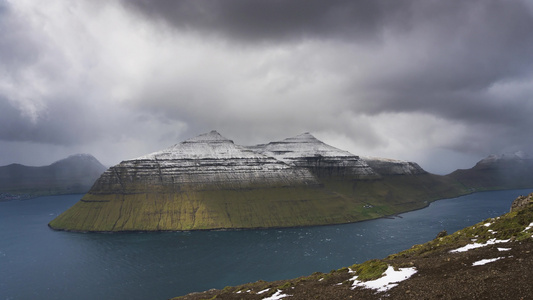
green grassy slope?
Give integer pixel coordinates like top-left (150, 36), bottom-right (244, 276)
top-left (49, 186), bottom-right (361, 231)
top-left (49, 173), bottom-right (469, 232)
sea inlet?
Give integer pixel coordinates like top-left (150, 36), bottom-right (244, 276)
top-left (1, 188), bottom-right (532, 300)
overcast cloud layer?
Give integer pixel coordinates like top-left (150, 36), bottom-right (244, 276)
top-left (1, 0), bottom-right (533, 174)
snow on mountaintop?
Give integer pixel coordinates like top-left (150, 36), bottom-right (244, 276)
top-left (361, 156), bottom-right (410, 163)
top-left (66, 153), bottom-right (98, 160)
top-left (479, 151), bottom-right (530, 164)
top-left (362, 156), bottom-right (427, 175)
top-left (52, 153), bottom-right (99, 164)
top-left (256, 132), bottom-right (357, 160)
top-left (135, 131), bottom-right (266, 160)
top-left (51, 153), bottom-right (105, 168)
top-left (183, 130), bottom-right (232, 143)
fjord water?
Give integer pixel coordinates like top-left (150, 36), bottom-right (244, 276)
top-left (2, 189), bottom-right (532, 300)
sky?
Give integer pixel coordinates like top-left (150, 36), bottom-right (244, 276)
top-left (1, 0), bottom-right (533, 175)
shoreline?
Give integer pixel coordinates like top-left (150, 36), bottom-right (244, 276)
top-left (0, 191), bottom-right (87, 202)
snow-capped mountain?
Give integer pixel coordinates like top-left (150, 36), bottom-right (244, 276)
top-left (448, 152), bottom-right (533, 190)
top-left (250, 133), bottom-right (378, 179)
top-left (52, 131), bottom-right (519, 232)
top-left (91, 131), bottom-right (318, 194)
top-left (361, 156), bottom-right (427, 176)
top-left (474, 151), bottom-right (532, 168)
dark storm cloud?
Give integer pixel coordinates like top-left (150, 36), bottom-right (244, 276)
top-left (0, 96), bottom-right (99, 145)
top-left (122, 0), bottom-right (533, 116)
top-left (338, 0), bottom-right (533, 129)
top-left (117, 0), bottom-right (533, 171)
top-left (2, 0), bottom-right (533, 173)
top-left (121, 0), bottom-right (533, 150)
top-left (120, 0), bottom-right (409, 42)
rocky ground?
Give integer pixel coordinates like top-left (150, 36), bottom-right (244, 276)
top-left (174, 194), bottom-right (533, 300)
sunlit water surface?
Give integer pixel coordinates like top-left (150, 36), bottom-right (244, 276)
top-left (1, 188), bottom-right (532, 300)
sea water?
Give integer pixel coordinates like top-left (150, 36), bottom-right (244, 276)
top-left (1, 188), bottom-right (532, 300)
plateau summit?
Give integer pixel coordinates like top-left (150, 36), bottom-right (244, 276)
top-left (249, 132), bottom-right (378, 179)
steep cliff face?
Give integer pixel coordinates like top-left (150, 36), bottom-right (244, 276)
top-left (250, 133), bottom-right (378, 179)
top-left (362, 157), bottom-right (427, 176)
top-left (91, 131), bottom-right (318, 194)
top-left (50, 131), bottom-right (365, 232)
top-left (49, 131), bottom-right (469, 232)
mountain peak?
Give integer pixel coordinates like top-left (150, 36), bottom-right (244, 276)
top-left (0, 153), bottom-right (106, 196)
top-left (283, 132), bottom-right (319, 143)
top-left (64, 153), bottom-right (98, 162)
top-left (476, 151), bottom-right (532, 168)
top-left (136, 131), bottom-right (260, 160)
top-left (51, 153), bottom-right (105, 168)
top-left (250, 132), bottom-right (377, 178)
top-left (184, 130), bottom-right (233, 144)
top-left (263, 132), bottom-right (354, 158)
top-left (362, 156), bottom-right (427, 175)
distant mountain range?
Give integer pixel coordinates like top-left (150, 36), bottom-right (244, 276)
top-left (48, 131), bottom-right (533, 232)
top-left (448, 152), bottom-right (533, 191)
top-left (0, 154), bottom-right (107, 200)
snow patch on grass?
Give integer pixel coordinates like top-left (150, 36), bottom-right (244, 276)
top-left (351, 266), bottom-right (417, 292)
top-left (262, 289), bottom-right (291, 300)
top-left (449, 238), bottom-right (510, 253)
top-left (472, 257), bottom-right (504, 266)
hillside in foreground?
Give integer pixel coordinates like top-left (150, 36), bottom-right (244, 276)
top-left (174, 193), bottom-right (533, 299)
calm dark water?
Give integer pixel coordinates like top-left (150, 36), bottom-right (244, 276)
top-left (1, 188), bottom-right (532, 300)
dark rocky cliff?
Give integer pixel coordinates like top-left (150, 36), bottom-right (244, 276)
top-left (90, 131), bottom-right (318, 194)
top-left (250, 133), bottom-right (378, 179)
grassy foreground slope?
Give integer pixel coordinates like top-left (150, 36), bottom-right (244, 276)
top-left (174, 193), bottom-right (533, 299)
top-left (49, 186), bottom-right (355, 231)
top-left (49, 173), bottom-right (468, 232)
